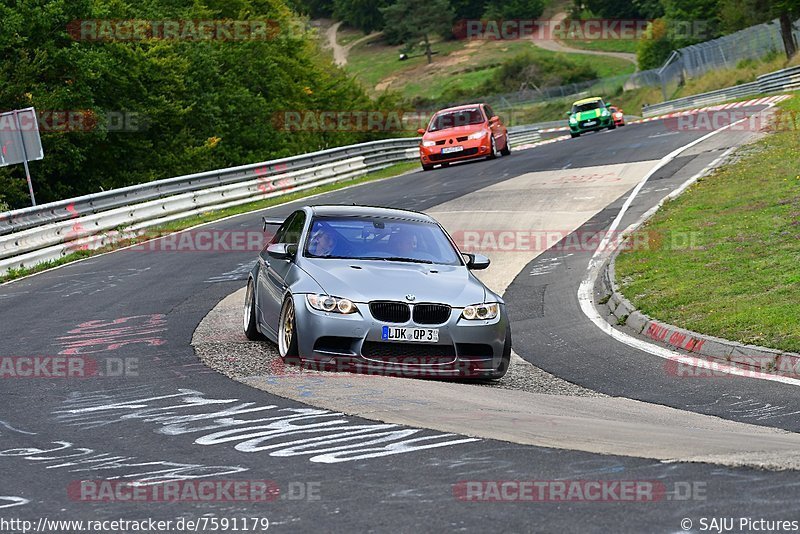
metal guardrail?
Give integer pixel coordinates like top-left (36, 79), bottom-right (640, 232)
top-left (0, 128), bottom-right (544, 275)
top-left (757, 65), bottom-right (800, 93)
top-left (0, 137), bottom-right (419, 237)
top-left (507, 125), bottom-right (542, 146)
top-left (641, 65), bottom-right (800, 117)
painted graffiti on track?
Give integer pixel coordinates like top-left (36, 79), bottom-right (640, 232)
top-left (53, 386), bottom-right (479, 464)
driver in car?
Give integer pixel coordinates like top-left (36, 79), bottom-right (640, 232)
top-left (388, 229), bottom-right (416, 257)
top-left (308, 227), bottom-right (339, 257)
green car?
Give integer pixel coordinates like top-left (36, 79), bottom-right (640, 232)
top-left (567, 97), bottom-right (615, 138)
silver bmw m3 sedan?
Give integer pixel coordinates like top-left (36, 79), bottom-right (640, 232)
top-left (243, 205), bottom-right (511, 379)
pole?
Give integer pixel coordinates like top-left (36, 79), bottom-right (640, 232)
top-left (13, 110), bottom-right (36, 206)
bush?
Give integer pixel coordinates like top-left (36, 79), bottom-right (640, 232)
top-left (637, 19), bottom-right (674, 70)
top-left (481, 53), bottom-right (598, 93)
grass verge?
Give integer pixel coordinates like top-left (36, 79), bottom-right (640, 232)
top-left (0, 161), bottom-right (420, 284)
top-left (615, 95), bottom-right (800, 353)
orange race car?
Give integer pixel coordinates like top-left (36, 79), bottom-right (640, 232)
top-left (417, 104), bottom-right (510, 171)
top-left (608, 105), bottom-right (625, 127)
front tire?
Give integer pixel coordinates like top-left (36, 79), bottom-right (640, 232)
top-left (278, 297), bottom-right (300, 363)
top-left (421, 163), bottom-right (434, 171)
top-left (571, 132), bottom-right (580, 138)
top-left (487, 136), bottom-right (498, 159)
top-left (243, 279), bottom-right (263, 341)
top-left (489, 324), bottom-right (512, 380)
top-left (500, 135), bottom-right (511, 156)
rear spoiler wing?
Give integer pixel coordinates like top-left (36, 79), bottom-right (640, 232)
top-left (262, 217), bottom-right (284, 232)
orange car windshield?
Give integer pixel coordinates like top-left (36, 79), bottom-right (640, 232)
top-left (428, 109), bottom-right (484, 132)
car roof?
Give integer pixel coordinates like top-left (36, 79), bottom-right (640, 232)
top-left (433, 104), bottom-right (485, 114)
top-left (573, 97), bottom-right (604, 105)
top-left (307, 204), bottom-right (436, 223)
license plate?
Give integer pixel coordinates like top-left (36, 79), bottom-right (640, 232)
top-left (381, 326), bottom-right (439, 343)
top-left (441, 146), bottom-right (464, 154)
top-left (584, 120), bottom-right (596, 126)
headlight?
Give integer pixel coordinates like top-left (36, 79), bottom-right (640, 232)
top-left (461, 303), bottom-right (499, 320)
top-left (601, 108), bottom-right (610, 117)
top-left (568, 116), bottom-right (577, 124)
top-left (467, 130), bottom-right (489, 140)
top-left (422, 140), bottom-right (436, 147)
top-left (307, 294), bottom-right (358, 314)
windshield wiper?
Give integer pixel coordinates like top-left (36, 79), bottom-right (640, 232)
top-left (362, 256), bottom-right (434, 264)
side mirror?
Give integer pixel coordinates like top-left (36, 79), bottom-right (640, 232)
top-left (267, 243), bottom-right (297, 260)
top-left (417, 128), bottom-right (426, 135)
top-left (565, 111), bottom-right (571, 116)
top-left (489, 115), bottom-right (499, 123)
top-left (463, 253), bottom-right (490, 270)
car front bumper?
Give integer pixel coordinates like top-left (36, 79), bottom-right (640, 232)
top-left (419, 136), bottom-right (493, 166)
top-left (569, 115), bottom-right (613, 134)
top-left (291, 294), bottom-right (509, 378)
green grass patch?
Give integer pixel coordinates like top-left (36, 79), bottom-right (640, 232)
top-left (0, 161), bottom-right (420, 284)
top-left (560, 38), bottom-right (639, 55)
top-left (615, 95), bottom-right (800, 352)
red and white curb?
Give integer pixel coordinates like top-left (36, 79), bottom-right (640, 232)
top-left (636, 95), bottom-right (791, 123)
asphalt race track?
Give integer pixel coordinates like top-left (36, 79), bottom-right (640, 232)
top-left (2, 106), bottom-right (799, 532)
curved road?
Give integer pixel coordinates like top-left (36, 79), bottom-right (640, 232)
top-left (2, 107), bottom-right (799, 532)
top-left (532, 12), bottom-right (639, 67)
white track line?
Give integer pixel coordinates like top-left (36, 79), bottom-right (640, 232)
top-left (577, 102), bottom-right (800, 387)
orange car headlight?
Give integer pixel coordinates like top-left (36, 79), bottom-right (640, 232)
top-left (467, 130), bottom-right (489, 140)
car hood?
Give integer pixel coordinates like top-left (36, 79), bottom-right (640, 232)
top-left (423, 124), bottom-right (486, 142)
top-left (573, 108), bottom-right (603, 121)
top-left (298, 258), bottom-right (487, 306)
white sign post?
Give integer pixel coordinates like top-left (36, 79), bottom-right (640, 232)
top-left (0, 107), bottom-right (44, 206)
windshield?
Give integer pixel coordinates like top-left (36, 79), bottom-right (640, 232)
top-left (428, 108), bottom-right (485, 132)
top-left (304, 216), bottom-right (463, 266)
top-left (571, 101), bottom-right (604, 114)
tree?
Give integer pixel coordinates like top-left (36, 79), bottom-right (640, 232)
top-left (718, 0), bottom-right (799, 58)
top-left (661, 0), bottom-right (720, 47)
top-left (450, 0), bottom-right (485, 19)
top-left (333, 0), bottom-right (389, 33)
top-left (774, 0), bottom-right (799, 58)
top-left (286, 0), bottom-right (335, 17)
top-left (381, 0), bottom-right (454, 64)
top-left (0, 0), bottom-right (380, 209)
top-left (483, 0), bottom-right (545, 19)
